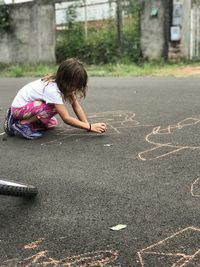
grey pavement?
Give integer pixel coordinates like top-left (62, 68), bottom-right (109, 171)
top-left (1, 77), bottom-right (200, 266)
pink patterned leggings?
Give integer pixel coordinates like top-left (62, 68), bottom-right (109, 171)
top-left (11, 100), bottom-right (58, 130)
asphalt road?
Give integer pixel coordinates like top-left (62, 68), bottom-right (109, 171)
top-left (1, 77), bottom-right (200, 267)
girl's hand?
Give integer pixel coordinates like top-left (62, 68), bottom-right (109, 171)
top-left (90, 123), bottom-right (107, 133)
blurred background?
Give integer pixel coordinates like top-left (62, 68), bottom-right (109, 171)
top-left (0, 0), bottom-right (199, 66)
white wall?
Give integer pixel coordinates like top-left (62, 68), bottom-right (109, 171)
top-left (56, 0), bottom-right (116, 25)
top-left (4, 0), bottom-right (117, 25)
top-left (4, 0), bottom-right (32, 3)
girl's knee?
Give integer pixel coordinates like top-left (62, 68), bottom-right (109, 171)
top-left (47, 117), bottom-right (58, 128)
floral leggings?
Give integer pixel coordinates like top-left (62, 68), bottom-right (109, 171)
top-left (11, 100), bottom-right (58, 130)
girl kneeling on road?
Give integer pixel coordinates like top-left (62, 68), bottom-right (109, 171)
top-left (4, 58), bottom-right (107, 140)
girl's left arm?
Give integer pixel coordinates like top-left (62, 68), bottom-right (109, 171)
top-left (71, 96), bottom-right (88, 123)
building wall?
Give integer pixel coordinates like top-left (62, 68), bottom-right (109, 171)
top-left (0, 2), bottom-right (56, 63)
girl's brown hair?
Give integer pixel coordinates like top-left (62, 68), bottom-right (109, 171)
top-left (42, 58), bottom-right (88, 102)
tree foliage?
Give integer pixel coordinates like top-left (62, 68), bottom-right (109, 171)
top-left (0, 4), bottom-right (11, 31)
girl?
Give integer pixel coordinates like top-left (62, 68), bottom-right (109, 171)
top-left (4, 58), bottom-right (107, 140)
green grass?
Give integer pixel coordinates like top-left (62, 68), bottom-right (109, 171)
top-left (87, 61), bottom-right (200, 77)
top-left (0, 63), bottom-right (57, 77)
top-left (0, 61), bottom-right (200, 77)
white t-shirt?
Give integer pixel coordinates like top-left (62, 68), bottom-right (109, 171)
top-left (11, 79), bottom-right (64, 108)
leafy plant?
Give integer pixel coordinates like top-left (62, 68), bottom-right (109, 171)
top-left (0, 4), bottom-right (11, 31)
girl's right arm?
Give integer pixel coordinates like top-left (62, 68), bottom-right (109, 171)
top-left (55, 104), bottom-right (106, 133)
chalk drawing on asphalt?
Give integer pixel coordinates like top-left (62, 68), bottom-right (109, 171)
top-left (138, 226), bottom-right (200, 267)
top-left (41, 110), bottom-right (153, 147)
top-left (138, 118), bottom-right (200, 161)
top-left (191, 177), bottom-right (200, 198)
top-left (24, 238), bottom-right (45, 250)
top-left (2, 242), bottom-right (119, 267)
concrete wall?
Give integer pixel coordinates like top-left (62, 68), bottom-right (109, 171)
top-left (0, 2), bottom-right (56, 63)
top-left (140, 0), bottom-right (171, 60)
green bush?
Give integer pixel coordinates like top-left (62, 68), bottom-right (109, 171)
top-left (56, 25), bottom-right (118, 64)
top-left (56, 23), bottom-right (84, 63)
top-left (0, 4), bottom-right (11, 31)
top-left (80, 27), bottom-right (118, 64)
top-left (56, 24), bottom-right (141, 64)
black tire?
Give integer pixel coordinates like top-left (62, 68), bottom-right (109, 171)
top-left (0, 180), bottom-right (38, 197)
